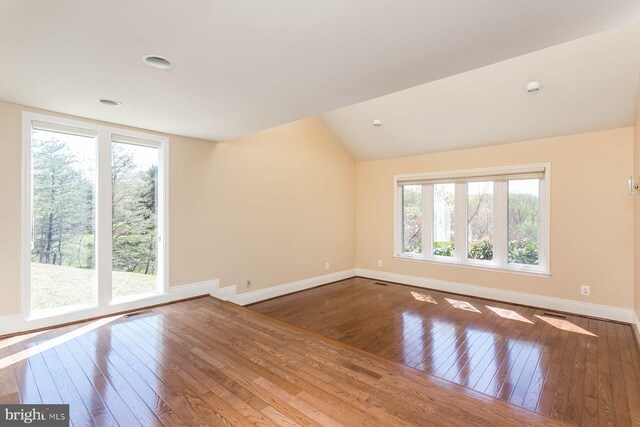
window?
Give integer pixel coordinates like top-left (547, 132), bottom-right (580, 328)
top-left (507, 179), bottom-right (539, 266)
top-left (29, 128), bottom-right (97, 312)
top-left (395, 164), bottom-right (549, 275)
top-left (111, 139), bottom-right (161, 302)
top-left (402, 185), bottom-right (422, 253)
top-left (467, 181), bottom-right (494, 261)
top-left (432, 183), bottom-right (456, 257)
top-left (23, 113), bottom-right (168, 318)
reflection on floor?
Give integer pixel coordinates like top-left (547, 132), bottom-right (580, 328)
top-left (0, 297), bottom-right (561, 426)
top-left (251, 277), bottom-right (640, 426)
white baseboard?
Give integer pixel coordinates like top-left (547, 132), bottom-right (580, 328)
top-left (0, 279), bottom-right (219, 337)
top-left (213, 269), bottom-right (357, 306)
top-left (3, 269), bottom-right (634, 336)
top-left (633, 311), bottom-right (640, 348)
top-left (214, 284), bottom-right (237, 302)
top-left (356, 268), bottom-right (634, 323)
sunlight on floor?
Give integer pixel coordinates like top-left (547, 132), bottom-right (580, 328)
top-left (535, 315), bottom-right (597, 337)
top-left (445, 298), bottom-right (480, 313)
top-left (0, 315), bottom-right (121, 370)
top-left (0, 330), bottom-right (47, 350)
top-left (411, 291), bottom-right (437, 304)
top-left (486, 306), bottom-right (534, 324)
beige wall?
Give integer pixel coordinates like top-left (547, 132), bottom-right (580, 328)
top-left (0, 101), bottom-right (23, 316)
top-left (356, 128), bottom-right (635, 308)
top-left (209, 118), bottom-right (356, 293)
top-left (0, 101), bottom-right (356, 316)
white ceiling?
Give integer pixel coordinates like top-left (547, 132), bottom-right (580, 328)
top-left (1, 1), bottom-right (640, 143)
top-left (321, 24), bottom-right (640, 160)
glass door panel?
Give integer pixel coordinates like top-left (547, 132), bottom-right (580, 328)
top-left (111, 142), bottom-right (160, 301)
top-left (30, 129), bottom-right (97, 314)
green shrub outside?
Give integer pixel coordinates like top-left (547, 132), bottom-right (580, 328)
top-left (433, 241), bottom-right (454, 256)
top-left (507, 239), bottom-right (539, 265)
top-left (467, 239), bottom-right (493, 260)
top-left (431, 239), bottom-right (538, 265)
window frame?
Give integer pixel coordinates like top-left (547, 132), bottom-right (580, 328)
top-left (393, 164), bottom-right (550, 277)
top-left (21, 111), bottom-right (169, 320)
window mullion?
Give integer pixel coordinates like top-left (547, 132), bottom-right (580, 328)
top-left (455, 183), bottom-right (466, 263)
top-left (537, 178), bottom-right (548, 273)
top-left (96, 129), bottom-right (112, 307)
top-left (493, 181), bottom-right (507, 268)
top-left (395, 185), bottom-right (402, 256)
top-left (423, 185), bottom-right (433, 259)
top-left (158, 143), bottom-right (168, 293)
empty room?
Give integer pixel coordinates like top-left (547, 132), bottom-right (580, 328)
top-left (2, 1), bottom-right (640, 426)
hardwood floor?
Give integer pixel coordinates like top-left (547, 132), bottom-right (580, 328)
top-left (251, 277), bottom-right (640, 426)
top-left (0, 296), bottom-right (563, 426)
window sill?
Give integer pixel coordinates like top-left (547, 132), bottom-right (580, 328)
top-left (26, 291), bottom-right (167, 321)
top-left (394, 254), bottom-right (550, 278)
top-left (28, 302), bottom-right (98, 321)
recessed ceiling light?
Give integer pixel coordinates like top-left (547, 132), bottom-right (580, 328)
top-left (142, 55), bottom-right (173, 70)
top-left (97, 99), bottom-right (122, 107)
top-left (526, 80), bottom-right (542, 93)
top-left (372, 119), bottom-right (382, 127)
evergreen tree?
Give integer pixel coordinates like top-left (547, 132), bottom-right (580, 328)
top-left (31, 135), bottom-right (93, 267)
top-left (111, 144), bottom-right (158, 274)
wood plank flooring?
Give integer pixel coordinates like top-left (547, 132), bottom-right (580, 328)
top-left (0, 296), bottom-right (564, 426)
top-left (251, 277), bottom-right (640, 426)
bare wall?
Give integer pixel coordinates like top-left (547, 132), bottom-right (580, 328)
top-left (209, 117), bottom-right (356, 293)
top-left (356, 127), bottom-right (635, 309)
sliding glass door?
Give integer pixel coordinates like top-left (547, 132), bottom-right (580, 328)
top-left (111, 140), bottom-right (161, 301)
top-left (29, 128), bottom-right (97, 314)
top-left (25, 114), bottom-right (167, 318)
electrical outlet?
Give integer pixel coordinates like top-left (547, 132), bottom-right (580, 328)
top-left (246, 280), bottom-right (251, 288)
top-left (580, 285), bottom-right (590, 296)
top-left (325, 262), bottom-right (330, 270)
top-left (377, 259), bottom-right (383, 267)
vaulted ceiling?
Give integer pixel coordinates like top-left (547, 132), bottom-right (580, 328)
top-left (322, 23), bottom-right (640, 160)
top-left (1, 0), bottom-right (640, 153)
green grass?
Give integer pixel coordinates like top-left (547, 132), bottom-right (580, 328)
top-left (31, 262), bottom-right (158, 311)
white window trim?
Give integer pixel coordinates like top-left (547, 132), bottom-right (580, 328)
top-left (21, 111), bottom-right (170, 320)
top-left (393, 163), bottom-right (550, 277)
